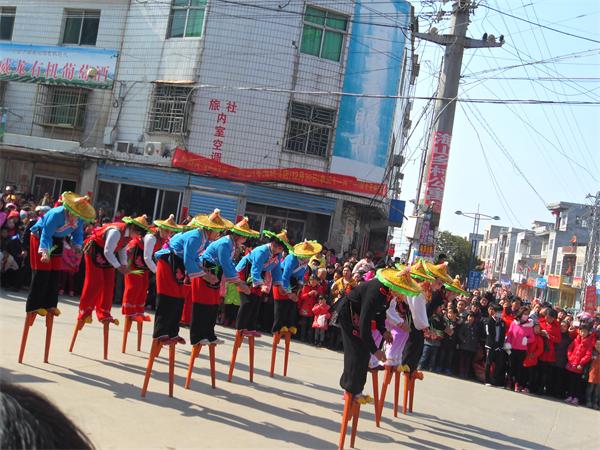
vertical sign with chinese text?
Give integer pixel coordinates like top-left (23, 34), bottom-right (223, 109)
top-left (423, 131), bottom-right (452, 214)
top-left (207, 98), bottom-right (237, 162)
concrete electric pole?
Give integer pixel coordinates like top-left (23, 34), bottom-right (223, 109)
top-left (410, 0), bottom-right (503, 262)
top-left (582, 191), bottom-right (600, 311)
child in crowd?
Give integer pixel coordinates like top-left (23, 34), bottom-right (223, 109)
top-left (505, 307), bottom-right (535, 392)
top-left (522, 323), bottom-right (544, 394)
top-left (312, 294), bottom-right (331, 347)
top-left (585, 339), bottom-right (600, 409)
top-left (436, 307), bottom-right (458, 374)
top-left (565, 323), bottom-right (595, 405)
top-left (419, 304), bottom-right (445, 371)
top-left (552, 320), bottom-right (572, 398)
top-left (457, 312), bottom-right (479, 379)
top-left (297, 275), bottom-right (321, 343)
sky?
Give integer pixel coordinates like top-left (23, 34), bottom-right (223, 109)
top-left (397, 0), bottom-right (600, 243)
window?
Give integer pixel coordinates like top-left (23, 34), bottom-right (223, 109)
top-left (245, 203), bottom-right (308, 244)
top-left (33, 85), bottom-right (89, 130)
top-left (575, 263), bottom-right (584, 278)
top-left (148, 83), bottom-right (193, 134)
top-left (167, 0), bottom-right (206, 38)
top-left (95, 181), bottom-right (182, 221)
top-left (285, 102), bottom-right (335, 157)
top-left (62, 10), bottom-right (100, 45)
top-left (32, 176), bottom-right (76, 201)
top-left (300, 6), bottom-right (348, 62)
top-left (549, 238), bottom-right (554, 249)
top-left (0, 7), bottom-right (16, 40)
top-left (555, 261), bottom-right (562, 276)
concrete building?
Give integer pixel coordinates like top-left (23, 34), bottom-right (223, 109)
top-left (0, 0), bottom-right (418, 254)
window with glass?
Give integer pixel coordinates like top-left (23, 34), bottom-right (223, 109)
top-left (285, 102), bottom-right (335, 157)
top-left (33, 85), bottom-right (89, 130)
top-left (300, 6), bottom-right (347, 62)
top-left (62, 10), bottom-right (100, 45)
top-left (167, 0), bottom-right (206, 38)
top-left (0, 7), bottom-right (16, 41)
top-left (95, 181), bottom-right (182, 221)
top-left (32, 176), bottom-right (76, 202)
top-left (148, 83), bottom-right (193, 134)
top-left (245, 203), bottom-right (306, 244)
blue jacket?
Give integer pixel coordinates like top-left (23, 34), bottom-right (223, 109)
top-left (200, 235), bottom-right (239, 282)
top-left (155, 228), bottom-right (211, 279)
top-left (30, 206), bottom-right (84, 252)
top-left (280, 254), bottom-right (309, 293)
top-left (235, 243), bottom-right (282, 287)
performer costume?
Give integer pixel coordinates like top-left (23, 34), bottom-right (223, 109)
top-left (20, 192), bottom-right (95, 364)
top-left (273, 239), bottom-right (321, 334)
top-left (235, 229), bottom-right (290, 335)
top-left (383, 298), bottom-right (410, 366)
top-left (78, 215), bottom-right (150, 322)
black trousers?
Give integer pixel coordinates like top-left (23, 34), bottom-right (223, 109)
top-left (550, 367), bottom-right (568, 398)
top-left (339, 300), bottom-right (370, 395)
top-left (402, 328), bottom-right (425, 372)
top-left (26, 269), bottom-right (60, 312)
top-left (190, 303), bottom-right (219, 345)
top-left (538, 361), bottom-right (555, 395)
top-left (509, 349), bottom-right (527, 387)
top-left (236, 291), bottom-right (261, 331)
top-left (152, 294), bottom-right (184, 339)
top-left (485, 348), bottom-right (507, 386)
top-left (567, 370), bottom-right (584, 400)
top-left (272, 299), bottom-right (296, 332)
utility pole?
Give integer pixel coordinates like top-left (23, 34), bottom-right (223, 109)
top-left (582, 191), bottom-right (600, 311)
top-left (410, 0), bottom-right (503, 262)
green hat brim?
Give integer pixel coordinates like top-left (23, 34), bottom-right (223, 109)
top-left (263, 230), bottom-right (293, 251)
top-left (153, 221), bottom-right (182, 233)
top-left (232, 228), bottom-right (260, 238)
top-left (63, 202), bottom-right (95, 223)
top-left (376, 270), bottom-right (421, 297)
top-left (444, 283), bottom-right (469, 296)
top-left (122, 217), bottom-right (151, 233)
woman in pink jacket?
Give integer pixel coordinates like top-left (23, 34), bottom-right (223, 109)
top-left (505, 307), bottom-right (535, 392)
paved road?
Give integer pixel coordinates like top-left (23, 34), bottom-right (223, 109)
top-left (1, 288), bottom-right (598, 449)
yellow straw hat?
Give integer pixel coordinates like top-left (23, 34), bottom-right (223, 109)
top-left (153, 214), bottom-right (184, 233)
top-left (376, 268), bottom-right (422, 297)
top-left (445, 275), bottom-right (469, 296)
top-left (410, 259), bottom-right (436, 282)
top-left (189, 208), bottom-right (234, 231)
top-left (423, 261), bottom-right (454, 284)
top-left (293, 239), bottom-right (322, 259)
top-left (231, 216), bottom-right (260, 238)
top-left (61, 191), bottom-right (96, 222)
top-left (122, 214), bottom-right (152, 233)
top-left (263, 229), bottom-right (293, 251)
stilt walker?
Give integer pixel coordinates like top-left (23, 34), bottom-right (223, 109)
top-left (336, 267), bottom-right (421, 449)
top-left (270, 239), bottom-right (321, 377)
top-left (122, 214), bottom-right (181, 353)
top-left (185, 217), bottom-right (258, 390)
top-left (141, 209), bottom-right (227, 398)
top-left (70, 215), bottom-right (149, 359)
top-left (19, 192), bottom-right (95, 364)
top-left (229, 229), bottom-right (289, 383)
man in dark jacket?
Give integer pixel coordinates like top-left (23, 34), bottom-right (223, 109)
top-left (483, 304), bottom-right (507, 386)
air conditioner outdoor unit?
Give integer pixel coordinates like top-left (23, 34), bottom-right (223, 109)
top-left (115, 141), bottom-right (134, 154)
top-left (144, 141), bottom-right (164, 156)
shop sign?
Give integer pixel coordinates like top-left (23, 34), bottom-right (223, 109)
top-left (535, 277), bottom-right (547, 289)
top-left (526, 278), bottom-right (536, 287)
top-left (547, 275), bottom-right (561, 289)
top-left (572, 277), bottom-right (583, 289)
top-left (0, 42), bottom-right (118, 89)
top-left (584, 285), bottom-right (597, 313)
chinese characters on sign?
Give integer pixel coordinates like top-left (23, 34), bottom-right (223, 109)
top-left (0, 43), bottom-right (118, 89)
top-left (208, 98), bottom-right (237, 162)
top-left (423, 131), bottom-right (452, 214)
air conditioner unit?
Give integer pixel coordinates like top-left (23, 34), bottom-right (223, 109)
top-left (115, 141), bottom-right (134, 154)
top-left (144, 141), bottom-right (164, 156)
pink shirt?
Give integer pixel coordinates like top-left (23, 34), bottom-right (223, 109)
top-left (506, 319), bottom-right (535, 351)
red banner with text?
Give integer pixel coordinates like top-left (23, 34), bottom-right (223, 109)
top-left (423, 131), bottom-right (452, 214)
top-left (171, 148), bottom-right (384, 196)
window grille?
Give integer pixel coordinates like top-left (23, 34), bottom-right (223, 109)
top-left (147, 83), bottom-right (193, 134)
top-left (285, 102), bottom-right (335, 157)
top-left (33, 85), bottom-right (89, 130)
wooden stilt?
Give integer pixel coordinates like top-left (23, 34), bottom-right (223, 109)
top-left (248, 335), bottom-right (255, 383)
top-left (377, 366), bottom-right (393, 421)
top-left (136, 321), bottom-right (143, 351)
top-left (122, 316), bottom-right (132, 353)
top-left (103, 321), bottom-right (110, 360)
top-left (371, 370), bottom-right (380, 427)
top-left (184, 344), bottom-right (202, 389)
top-left (283, 332), bottom-right (291, 377)
top-left (269, 332), bottom-right (280, 377)
top-left (18, 312), bottom-right (37, 363)
top-left (393, 370), bottom-right (401, 417)
top-left (349, 400), bottom-right (361, 448)
top-left (69, 319), bottom-right (85, 353)
top-left (228, 330), bottom-right (243, 382)
top-left (338, 391), bottom-right (353, 450)
top-left (209, 344), bottom-right (216, 389)
top-left (408, 375), bottom-right (415, 413)
top-left (402, 372), bottom-right (410, 415)
top-left (43, 314), bottom-right (54, 363)
top-left (168, 343), bottom-right (176, 397)
top-left (141, 339), bottom-right (162, 397)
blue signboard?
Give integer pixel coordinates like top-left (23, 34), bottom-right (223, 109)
top-left (467, 270), bottom-right (482, 291)
top-left (536, 277), bottom-right (547, 289)
top-left (388, 199), bottom-right (406, 226)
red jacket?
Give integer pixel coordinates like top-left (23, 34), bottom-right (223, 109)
top-left (566, 333), bottom-right (596, 374)
top-left (523, 334), bottom-right (544, 368)
top-left (312, 303), bottom-right (331, 329)
top-left (501, 307), bottom-right (515, 328)
top-left (298, 284), bottom-right (322, 317)
top-left (539, 317), bottom-right (562, 362)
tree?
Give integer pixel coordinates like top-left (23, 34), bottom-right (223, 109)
top-left (435, 230), bottom-right (476, 281)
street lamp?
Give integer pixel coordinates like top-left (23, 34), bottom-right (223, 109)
top-left (455, 207), bottom-right (501, 289)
